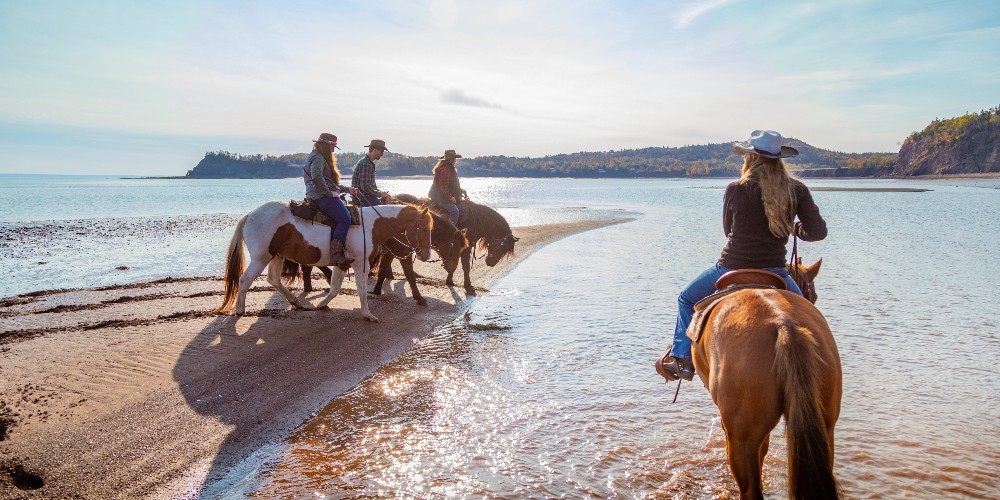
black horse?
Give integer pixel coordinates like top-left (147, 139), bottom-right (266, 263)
top-left (287, 200), bottom-right (469, 305)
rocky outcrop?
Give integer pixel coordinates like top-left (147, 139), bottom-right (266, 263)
top-left (893, 106), bottom-right (1000, 176)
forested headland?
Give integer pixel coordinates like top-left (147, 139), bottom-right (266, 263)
top-left (185, 107), bottom-right (999, 179)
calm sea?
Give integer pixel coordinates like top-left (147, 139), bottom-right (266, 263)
top-left (3, 174), bottom-right (999, 497)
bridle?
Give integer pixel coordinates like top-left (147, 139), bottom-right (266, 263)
top-left (394, 207), bottom-right (432, 261)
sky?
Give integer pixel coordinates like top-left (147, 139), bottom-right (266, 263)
top-left (1, 0), bottom-right (998, 175)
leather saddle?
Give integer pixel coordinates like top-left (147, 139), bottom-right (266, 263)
top-left (289, 198), bottom-right (361, 226)
top-left (686, 269), bottom-right (787, 343)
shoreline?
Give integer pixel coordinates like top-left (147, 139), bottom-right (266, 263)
top-left (0, 218), bottom-right (628, 498)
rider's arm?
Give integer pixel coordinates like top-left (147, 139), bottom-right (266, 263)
top-left (722, 184), bottom-right (736, 236)
top-left (794, 185), bottom-right (827, 242)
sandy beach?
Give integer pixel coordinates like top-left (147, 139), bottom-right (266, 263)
top-left (0, 218), bottom-right (622, 498)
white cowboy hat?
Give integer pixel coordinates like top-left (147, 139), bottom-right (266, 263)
top-left (732, 130), bottom-right (798, 159)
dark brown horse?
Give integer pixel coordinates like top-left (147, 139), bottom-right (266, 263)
top-left (287, 200), bottom-right (469, 305)
top-left (689, 259), bottom-right (841, 499)
top-left (393, 194), bottom-right (518, 295)
top-left (447, 199), bottom-right (518, 295)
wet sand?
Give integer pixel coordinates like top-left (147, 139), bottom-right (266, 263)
top-left (0, 219), bottom-right (624, 498)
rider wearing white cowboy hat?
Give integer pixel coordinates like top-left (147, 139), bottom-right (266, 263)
top-left (656, 130), bottom-right (828, 382)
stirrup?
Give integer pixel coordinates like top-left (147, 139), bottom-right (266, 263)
top-left (656, 352), bottom-right (695, 382)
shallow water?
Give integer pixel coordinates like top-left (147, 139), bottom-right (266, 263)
top-left (3, 176), bottom-right (999, 497)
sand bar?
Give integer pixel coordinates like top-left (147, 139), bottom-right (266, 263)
top-left (0, 218), bottom-right (625, 498)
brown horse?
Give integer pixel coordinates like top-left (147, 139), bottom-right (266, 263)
top-left (689, 259), bottom-right (841, 499)
top-left (395, 194), bottom-right (518, 295)
top-left (289, 200), bottom-right (469, 305)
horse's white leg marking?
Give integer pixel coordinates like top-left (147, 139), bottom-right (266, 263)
top-left (355, 258), bottom-right (379, 322)
top-left (235, 256), bottom-right (269, 315)
top-left (266, 257), bottom-right (312, 310)
top-left (316, 266), bottom-right (346, 309)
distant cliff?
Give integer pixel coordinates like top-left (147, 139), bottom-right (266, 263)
top-left (893, 106), bottom-right (1000, 175)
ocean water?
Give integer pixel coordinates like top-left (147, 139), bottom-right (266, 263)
top-left (3, 175), bottom-right (1000, 497)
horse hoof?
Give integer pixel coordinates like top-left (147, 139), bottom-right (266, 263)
top-left (364, 315), bottom-right (380, 323)
top-left (465, 289), bottom-right (477, 296)
top-left (318, 305), bottom-right (330, 310)
top-left (446, 280), bottom-right (455, 287)
top-left (416, 298), bottom-right (427, 306)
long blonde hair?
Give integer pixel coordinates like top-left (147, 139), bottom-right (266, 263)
top-left (738, 153), bottom-right (800, 238)
top-left (313, 141), bottom-right (341, 185)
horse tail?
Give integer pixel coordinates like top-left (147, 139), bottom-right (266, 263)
top-left (281, 259), bottom-right (300, 286)
top-left (775, 324), bottom-right (841, 500)
top-left (215, 214), bottom-right (248, 313)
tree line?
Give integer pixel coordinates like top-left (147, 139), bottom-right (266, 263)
top-left (186, 139), bottom-right (898, 179)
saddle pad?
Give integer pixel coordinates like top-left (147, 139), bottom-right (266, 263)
top-left (289, 199), bottom-right (360, 226)
top-left (687, 284), bottom-right (778, 343)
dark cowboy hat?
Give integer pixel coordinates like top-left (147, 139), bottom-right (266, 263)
top-left (732, 130), bottom-right (798, 159)
top-left (312, 133), bottom-right (340, 150)
top-left (439, 149), bottom-right (463, 160)
top-left (364, 139), bottom-right (388, 151)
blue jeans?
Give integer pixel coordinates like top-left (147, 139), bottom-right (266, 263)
top-left (440, 202), bottom-right (460, 223)
top-left (670, 262), bottom-right (802, 358)
top-left (355, 192), bottom-right (383, 207)
top-left (314, 196), bottom-right (351, 242)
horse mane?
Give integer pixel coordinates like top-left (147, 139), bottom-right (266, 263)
top-left (462, 201), bottom-right (512, 257)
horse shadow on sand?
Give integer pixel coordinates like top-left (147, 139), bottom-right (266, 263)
top-left (171, 283), bottom-right (470, 495)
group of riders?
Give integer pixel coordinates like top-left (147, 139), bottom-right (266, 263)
top-left (303, 129), bottom-right (829, 384)
top-left (303, 133), bottom-right (468, 269)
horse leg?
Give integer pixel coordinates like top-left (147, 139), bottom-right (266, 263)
top-left (315, 266), bottom-right (347, 309)
top-left (302, 264), bottom-right (314, 293)
top-left (372, 252), bottom-right (393, 296)
top-left (398, 253), bottom-right (426, 306)
top-left (717, 395), bottom-right (781, 500)
top-left (354, 258), bottom-right (379, 322)
top-left (267, 257), bottom-right (314, 310)
top-left (461, 247), bottom-right (475, 295)
top-left (234, 256), bottom-right (270, 316)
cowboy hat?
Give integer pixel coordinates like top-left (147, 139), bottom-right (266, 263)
top-left (439, 149), bottom-right (463, 160)
top-left (732, 130), bottom-right (798, 159)
top-left (312, 133), bottom-right (341, 150)
top-left (364, 139), bottom-right (388, 151)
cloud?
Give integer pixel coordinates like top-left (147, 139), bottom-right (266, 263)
top-left (676, 0), bottom-right (738, 29)
top-left (441, 88), bottom-right (504, 110)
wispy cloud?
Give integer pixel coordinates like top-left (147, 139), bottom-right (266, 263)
top-left (676, 0), bottom-right (738, 29)
top-left (441, 88), bottom-right (503, 110)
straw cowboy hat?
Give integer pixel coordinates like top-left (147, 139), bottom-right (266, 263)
top-left (732, 130), bottom-right (798, 159)
top-left (364, 139), bottom-right (388, 151)
top-left (312, 133), bottom-right (340, 150)
top-left (439, 149), bottom-right (463, 160)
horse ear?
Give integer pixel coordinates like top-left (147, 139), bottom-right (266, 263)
top-left (807, 257), bottom-right (822, 279)
top-left (513, 236), bottom-right (520, 242)
top-left (460, 228), bottom-right (469, 236)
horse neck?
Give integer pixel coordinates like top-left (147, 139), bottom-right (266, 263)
top-left (430, 213), bottom-right (457, 243)
top-left (464, 202), bottom-right (510, 242)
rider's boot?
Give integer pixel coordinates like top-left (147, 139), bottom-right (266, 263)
top-left (656, 348), bottom-right (695, 382)
top-left (330, 239), bottom-right (354, 270)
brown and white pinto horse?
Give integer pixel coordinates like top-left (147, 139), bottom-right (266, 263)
top-left (690, 259), bottom-right (841, 499)
top-left (215, 201), bottom-right (432, 322)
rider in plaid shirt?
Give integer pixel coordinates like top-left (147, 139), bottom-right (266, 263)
top-left (352, 139), bottom-right (389, 206)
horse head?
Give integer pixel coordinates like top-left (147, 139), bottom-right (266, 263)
top-left (788, 257), bottom-right (822, 303)
top-left (403, 207), bottom-right (434, 262)
top-left (439, 226), bottom-right (469, 274)
top-left (484, 233), bottom-right (518, 267)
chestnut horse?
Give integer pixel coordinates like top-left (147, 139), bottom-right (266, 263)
top-left (215, 201), bottom-right (432, 322)
top-left (690, 259), bottom-right (841, 499)
top-left (388, 194), bottom-right (518, 295)
top-left (292, 204), bottom-right (469, 305)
